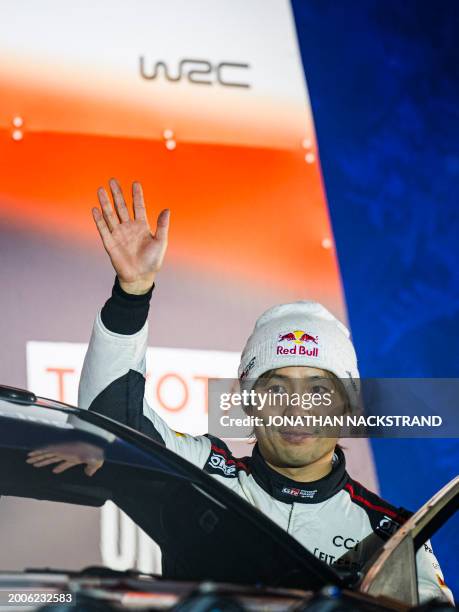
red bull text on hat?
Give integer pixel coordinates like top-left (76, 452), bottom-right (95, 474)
top-left (277, 329), bottom-right (319, 357)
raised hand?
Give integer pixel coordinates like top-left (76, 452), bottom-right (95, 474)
top-left (92, 178), bottom-right (170, 294)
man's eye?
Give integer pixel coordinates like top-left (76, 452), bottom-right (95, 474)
top-left (267, 385), bottom-right (287, 394)
top-left (311, 385), bottom-right (331, 395)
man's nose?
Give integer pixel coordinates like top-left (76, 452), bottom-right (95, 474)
top-left (281, 393), bottom-right (306, 418)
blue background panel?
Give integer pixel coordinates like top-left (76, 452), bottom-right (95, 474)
top-left (291, 0), bottom-right (459, 598)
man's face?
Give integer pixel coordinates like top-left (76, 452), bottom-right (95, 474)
top-left (251, 366), bottom-right (348, 469)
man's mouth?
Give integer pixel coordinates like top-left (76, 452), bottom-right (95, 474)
top-left (277, 429), bottom-right (314, 444)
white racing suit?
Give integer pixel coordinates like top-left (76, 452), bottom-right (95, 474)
top-left (78, 311), bottom-right (454, 604)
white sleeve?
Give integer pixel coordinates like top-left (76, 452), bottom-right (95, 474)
top-left (78, 311), bottom-right (149, 409)
top-left (78, 312), bottom-right (211, 469)
top-left (416, 540), bottom-right (454, 605)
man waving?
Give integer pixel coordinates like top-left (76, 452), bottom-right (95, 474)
top-left (37, 178), bottom-right (454, 604)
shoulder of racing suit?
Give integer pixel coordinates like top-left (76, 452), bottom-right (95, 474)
top-left (88, 368), bottom-right (165, 445)
top-left (86, 367), bottom-right (252, 476)
top-left (343, 476), bottom-right (412, 540)
top-left (203, 435), bottom-right (251, 478)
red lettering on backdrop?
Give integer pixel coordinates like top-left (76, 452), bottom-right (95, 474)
top-left (156, 373), bottom-right (189, 412)
top-left (45, 367), bottom-right (75, 402)
top-left (193, 375), bottom-right (209, 413)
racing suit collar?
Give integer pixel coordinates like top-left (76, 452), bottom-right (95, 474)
top-left (250, 444), bottom-right (349, 504)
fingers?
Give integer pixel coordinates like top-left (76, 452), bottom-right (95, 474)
top-left (132, 181), bottom-right (147, 221)
top-left (52, 460), bottom-right (81, 474)
top-left (109, 178), bottom-right (130, 223)
top-left (92, 207), bottom-right (114, 249)
top-left (27, 450), bottom-right (84, 474)
top-left (94, 180), bottom-right (165, 242)
top-left (154, 208), bottom-right (170, 243)
top-left (27, 452), bottom-right (57, 465)
top-left (27, 450), bottom-right (55, 459)
top-left (97, 186), bottom-right (118, 231)
top-left (27, 455), bottom-right (64, 468)
top-left (85, 460), bottom-right (104, 477)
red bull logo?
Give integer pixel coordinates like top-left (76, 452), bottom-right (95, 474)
top-left (278, 330), bottom-right (318, 344)
top-left (277, 329), bottom-right (319, 357)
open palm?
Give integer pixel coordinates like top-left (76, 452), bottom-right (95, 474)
top-left (92, 179), bottom-right (170, 294)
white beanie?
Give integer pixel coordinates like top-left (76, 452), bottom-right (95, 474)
top-left (238, 301), bottom-right (360, 405)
